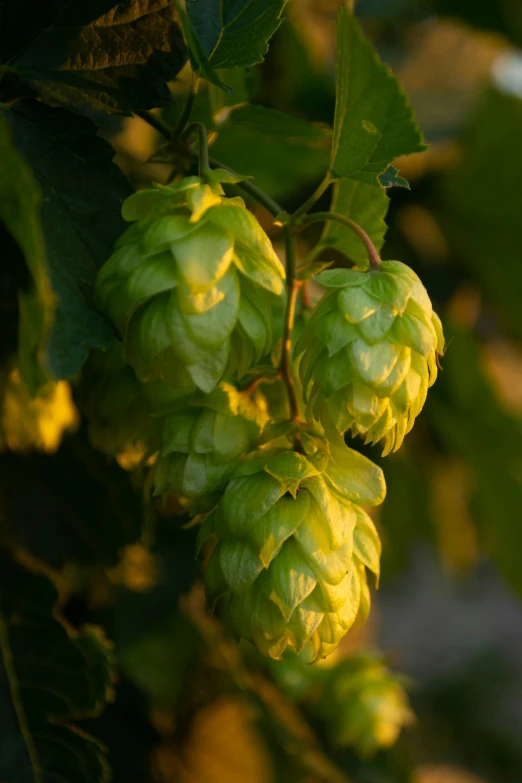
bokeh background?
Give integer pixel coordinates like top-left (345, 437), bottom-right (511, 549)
top-left (3, 1), bottom-right (522, 781)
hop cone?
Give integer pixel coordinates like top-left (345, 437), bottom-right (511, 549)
top-left (297, 262), bottom-right (444, 454)
top-left (154, 383), bottom-right (267, 502)
top-left (319, 655), bottom-right (414, 755)
top-left (198, 436), bottom-right (385, 661)
top-left (95, 174), bottom-right (285, 393)
top-left (79, 342), bottom-right (164, 461)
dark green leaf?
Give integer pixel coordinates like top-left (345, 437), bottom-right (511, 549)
top-left (0, 556), bottom-right (114, 783)
top-left (1, 0), bottom-right (187, 114)
top-left (1, 101), bottom-right (132, 379)
top-left (0, 435), bottom-right (142, 569)
top-left (330, 5), bottom-right (425, 184)
top-left (174, 0), bottom-right (232, 93)
top-left (0, 116), bottom-right (53, 392)
top-left (211, 105), bottom-right (331, 200)
top-left (315, 179), bottom-right (389, 266)
top-left (208, 67), bottom-right (257, 118)
top-left (187, 0), bottom-right (288, 68)
top-left (379, 164), bottom-right (410, 189)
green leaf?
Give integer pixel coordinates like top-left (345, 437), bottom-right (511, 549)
top-left (1, 101), bottom-right (132, 379)
top-left (174, 0), bottom-right (232, 93)
top-left (0, 556), bottom-right (114, 783)
top-left (1, 0), bottom-right (187, 114)
top-left (315, 179), bottom-right (390, 267)
top-left (379, 164), bottom-right (410, 189)
top-left (187, 0), bottom-right (288, 68)
top-left (330, 5), bottom-right (425, 184)
top-left (0, 116), bottom-right (54, 393)
top-left (210, 105), bottom-right (331, 200)
top-left (208, 68), bottom-right (257, 118)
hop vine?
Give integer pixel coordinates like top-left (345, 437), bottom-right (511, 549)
top-left (90, 139), bottom-right (444, 661)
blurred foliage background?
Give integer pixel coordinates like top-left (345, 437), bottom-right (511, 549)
top-left (3, 0), bottom-right (522, 781)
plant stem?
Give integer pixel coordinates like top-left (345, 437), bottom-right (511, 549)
top-left (299, 211), bottom-right (381, 269)
top-left (184, 121), bottom-right (210, 175)
top-left (291, 174), bottom-right (331, 221)
top-left (135, 110), bottom-right (172, 140)
top-left (173, 73), bottom-right (199, 136)
top-left (198, 153), bottom-right (284, 217)
top-left (281, 230), bottom-right (302, 423)
top-left (140, 111), bottom-right (284, 217)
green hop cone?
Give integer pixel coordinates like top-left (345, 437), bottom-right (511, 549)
top-left (79, 342), bottom-right (155, 457)
top-left (296, 262), bottom-right (445, 455)
top-left (318, 655), bottom-right (414, 755)
top-left (198, 435), bottom-right (385, 661)
top-left (153, 382), bottom-right (267, 503)
top-left (79, 341), bottom-right (177, 459)
top-left (95, 174), bottom-right (286, 394)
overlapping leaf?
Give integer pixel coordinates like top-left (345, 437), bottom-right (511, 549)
top-left (0, 557), bottom-right (114, 783)
top-left (0, 116), bottom-right (54, 392)
top-left (0, 0), bottom-right (187, 113)
top-left (1, 101), bottom-right (132, 379)
top-left (211, 105), bottom-right (331, 199)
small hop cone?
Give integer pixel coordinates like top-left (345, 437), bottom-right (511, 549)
top-left (296, 262), bottom-right (444, 455)
top-left (79, 342), bottom-right (163, 459)
top-left (154, 383), bottom-right (267, 502)
top-left (319, 655), bottom-right (414, 755)
top-left (95, 175), bottom-right (285, 394)
top-left (198, 438), bottom-right (385, 661)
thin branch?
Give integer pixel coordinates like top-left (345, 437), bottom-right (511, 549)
top-left (184, 121), bottom-right (210, 175)
top-left (291, 174), bottom-right (331, 221)
top-left (298, 211), bottom-right (381, 269)
top-left (207, 156), bottom-right (284, 217)
top-left (173, 73), bottom-right (199, 136)
top-left (281, 230), bottom-right (302, 424)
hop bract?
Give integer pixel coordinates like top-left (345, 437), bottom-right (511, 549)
top-left (95, 174), bottom-right (286, 394)
top-left (153, 383), bottom-right (267, 503)
top-left (318, 655), bottom-right (414, 755)
top-left (198, 436), bottom-right (385, 661)
top-left (297, 262), bottom-right (445, 455)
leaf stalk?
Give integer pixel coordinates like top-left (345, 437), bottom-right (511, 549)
top-left (298, 211), bottom-right (381, 269)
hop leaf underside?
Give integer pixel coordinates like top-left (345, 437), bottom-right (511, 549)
top-left (297, 261), bottom-right (444, 455)
top-left (199, 441), bottom-right (385, 662)
top-left (94, 177), bottom-right (286, 395)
